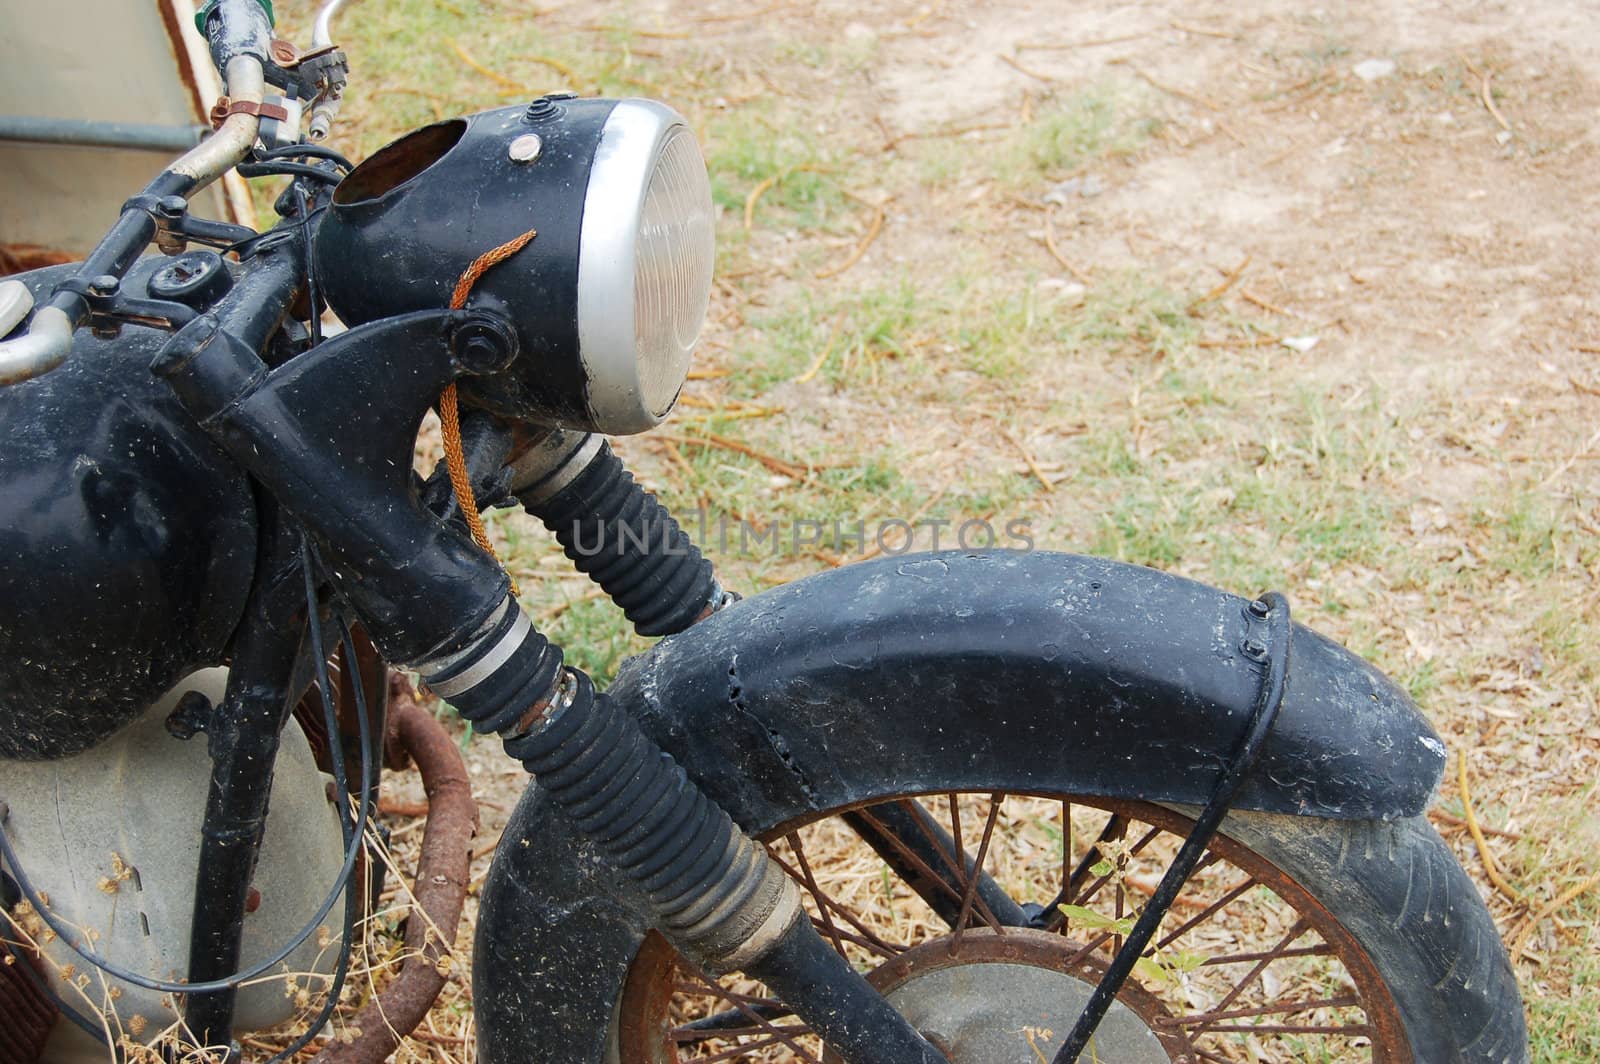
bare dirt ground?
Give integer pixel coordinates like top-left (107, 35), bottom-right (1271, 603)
top-left (252, 0), bottom-right (1600, 1060)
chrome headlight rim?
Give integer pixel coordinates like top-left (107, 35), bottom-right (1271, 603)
top-left (575, 98), bottom-right (713, 435)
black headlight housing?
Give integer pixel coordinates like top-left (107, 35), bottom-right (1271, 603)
top-left (313, 95), bottom-right (714, 434)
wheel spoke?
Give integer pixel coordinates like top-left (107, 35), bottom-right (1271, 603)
top-left (1060, 800), bottom-right (1072, 910)
top-left (783, 831), bottom-right (847, 957)
top-left (677, 963), bottom-right (823, 1064)
top-left (1202, 1024), bottom-right (1374, 1036)
top-left (896, 799), bottom-right (1008, 933)
top-left (1199, 942), bottom-right (1334, 967)
top-left (1155, 875), bottom-right (1257, 950)
top-left (845, 802), bottom-right (1020, 932)
top-left (950, 792), bottom-right (1006, 951)
top-left (767, 849), bottom-right (902, 958)
top-left (1163, 993), bottom-right (1363, 1028)
top-left (673, 1022), bottom-right (808, 1043)
top-left (627, 795), bottom-right (1408, 1064)
top-left (1041, 815), bottom-right (1140, 931)
top-left (1188, 917), bottom-right (1312, 1037)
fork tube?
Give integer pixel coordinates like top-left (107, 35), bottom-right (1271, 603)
top-left (183, 543), bottom-right (310, 1046)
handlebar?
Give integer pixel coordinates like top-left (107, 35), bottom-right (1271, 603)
top-left (313, 0), bottom-right (351, 49)
top-left (0, 24), bottom-right (270, 385)
top-left (0, 0), bottom-right (359, 385)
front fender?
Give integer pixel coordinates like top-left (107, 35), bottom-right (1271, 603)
top-left (618, 549), bottom-right (1443, 822)
top-left (475, 551), bottom-right (1447, 1061)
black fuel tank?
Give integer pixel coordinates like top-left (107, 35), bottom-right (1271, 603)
top-left (0, 259), bottom-right (257, 760)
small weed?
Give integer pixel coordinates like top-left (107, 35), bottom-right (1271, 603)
top-left (1003, 82), bottom-right (1157, 182)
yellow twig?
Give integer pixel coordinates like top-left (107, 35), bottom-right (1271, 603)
top-left (1003, 429), bottom-right (1055, 492)
top-left (658, 432), bottom-right (810, 480)
top-left (1115, 60), bottom-right (1220, 111)
top-left (1197, 335), bottom-right (1279, 348)
top-left (449, 40), bottom-right (526, 92)
top-left (998, 52), bottom-right (1056, 84)
top-left (1189, 254), bottom-right (1251, 311)
top-left (1460, 55), bottom-right (1512, 135)
top-left (879, 121), bottom-right (1008, 152)
top-left (1511, 872), bottom-right (1600, 961)
top-left (1043, 209), bottom-right (1092, 285)
top-left (538, 587), bottom-right (607, 625)
top-left (1171, 20), bottom-right (1238, 40)
top-left (794, 318), bottom-right (843, 383)
top-left (524, 53), bottom-right (578, 82)
top-left (1239, 288), bottom-right (1296, 317)
top-left (816, 205), bottom-right (886, 279)
top-left (1018, 32), bottom-right (1147, 51)
top-left (1457, 752), bottom-right (1524, 904)
top-left (743, 164), bottom-right (828, 231)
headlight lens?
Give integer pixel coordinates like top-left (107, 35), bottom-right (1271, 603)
top-left (577, 100), bottom-right (715, 434)
top-left (634, 125), bottom-right (714, 418)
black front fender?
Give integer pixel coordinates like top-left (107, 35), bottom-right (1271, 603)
top-left (475, 551), bottom-right (1447, 1061)
top-left (616, 550), bottom-right (1444, 823)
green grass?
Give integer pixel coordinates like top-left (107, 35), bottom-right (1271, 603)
top-left (1003, 81), bottom-right (1160, 182)
top-left (263, 1), bottom-right (1600, 1052)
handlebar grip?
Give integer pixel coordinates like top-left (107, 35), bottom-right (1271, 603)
top-left (197, 0), bottom-right (275, 76)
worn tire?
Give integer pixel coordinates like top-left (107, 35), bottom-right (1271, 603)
top-left (1218, 809), bottom-right (1527, 1063)
top-left (477, 789), bottom-right (1527, 1064)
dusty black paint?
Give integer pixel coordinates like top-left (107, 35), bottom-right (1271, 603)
top-left (475, 550), bottom-right (1450, 1062)
top-left (0, 260), bottom-right (257, 760)
top-left (159, 305), bottom-right (513, 666)
top-left (313, 100), bottom-right (616, 430)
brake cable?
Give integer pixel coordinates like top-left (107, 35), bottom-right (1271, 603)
top-left (0, 541), bottom-right (372, 1000)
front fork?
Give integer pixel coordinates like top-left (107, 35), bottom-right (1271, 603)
top-left (418, 435), bottom-right (949, 1064)
top-left (157, 271), bottom-right (946, 1062)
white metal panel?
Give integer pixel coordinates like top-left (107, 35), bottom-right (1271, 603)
top-left (0, 1), bottom-right (253, 256)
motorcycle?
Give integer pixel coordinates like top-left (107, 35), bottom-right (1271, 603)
top-left (0, 1), bottom-right (1528, 1062)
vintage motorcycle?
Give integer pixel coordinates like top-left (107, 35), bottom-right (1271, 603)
top-left (0, 1), bottom-right (1528, 1062)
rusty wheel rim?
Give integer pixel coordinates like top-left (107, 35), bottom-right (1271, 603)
top-left (616, 794), bottom-right (1410, 1064)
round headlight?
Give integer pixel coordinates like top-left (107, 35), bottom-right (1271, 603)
top-left (578, 103), bottom-right (714, 431)
top-left (312, 97), bottom-right (714, 435)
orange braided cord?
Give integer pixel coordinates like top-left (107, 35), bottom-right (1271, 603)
top-left (450, 229), bottom-right (539, 311)
top-left (439, 228), bottom-right (538, 593)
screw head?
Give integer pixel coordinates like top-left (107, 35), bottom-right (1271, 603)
top-left (450, 313), bottom-right (519, 373)
top-left (1248, 598), bottom-right (1271, 618)
top-left (508, 132), bottom-right (543, 163)
top-left (88, 274), bottom-right (120, 297)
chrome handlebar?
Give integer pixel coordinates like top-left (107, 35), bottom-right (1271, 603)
top-left (0, 0), bottom-right (357, 385)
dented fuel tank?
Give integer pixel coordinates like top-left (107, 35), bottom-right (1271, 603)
top-left (0, 259), bottom-right (257, 760)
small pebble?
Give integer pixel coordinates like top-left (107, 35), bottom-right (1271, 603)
top-left (1353, 58), bottom-right (1397, 82)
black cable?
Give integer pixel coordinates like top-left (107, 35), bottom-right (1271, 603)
top-left (0, 545), bottom-right (372, 995)
top-left (294, 183), bottom-right (323, 347)
top-left (237, 161), bottom-right (344, 185)
top-left (258, 544), bottom-right (373, 1063)
top-left (258, 143), bottom-right (355, 172)
top-left (224, 203), bottom-right (326, 260)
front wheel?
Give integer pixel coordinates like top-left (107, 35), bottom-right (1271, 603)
top-left (604, 792), bottom-right (1525, 1064)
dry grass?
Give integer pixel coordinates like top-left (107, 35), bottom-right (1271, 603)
top-left (62, 0), bottom-right (1600, 1059)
